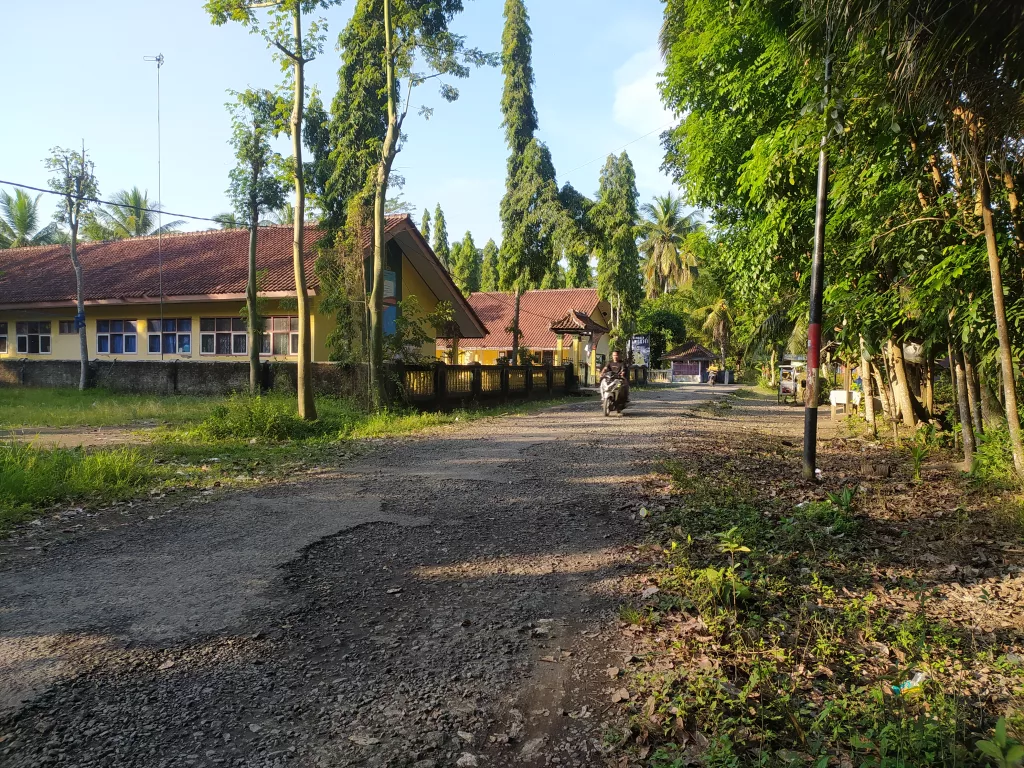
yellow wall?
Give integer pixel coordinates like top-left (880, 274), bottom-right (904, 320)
top-left (402, 254), bottom-right (439, 359)
top-left (0, 298), bottom-right (329, 363)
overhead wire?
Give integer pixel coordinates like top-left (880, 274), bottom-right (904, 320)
top-left (0, 179), bottom-right (224, 226)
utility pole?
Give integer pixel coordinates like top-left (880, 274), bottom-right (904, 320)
top-left (144, 53), bottom-right (165, 359)
top-left (803, 57), bottom-right (831, 481)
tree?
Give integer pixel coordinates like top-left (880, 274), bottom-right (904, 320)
top-left (46, 147), bottom-right (98, 391)
top-left (0, 189), bottom-right (61, 248)
top-left (639, 192), bottom-right (701, 297)
top-left (451, 230), bottom-right (481, 294)
top-left (557, 182), bottom-right (595, 288)
top-left (498, 0), bottom-right (561, 361)
top-left (81, 187), bottom-right (184, 241)
top-left (226, 88), bottom-right (288, 395)
top-left (213, 212), bottom-right (243, 229)
top-left (638, 291), bottom-right (688, 366)
top-left (206, 0), bottom-right (343, 421)
top-left (432, 203), bottom-right (450, 269)
top-left (420, 207), bottom-right (431, 243)
top-left (683, 274), bottom-right (734, 369)
top-left (591, 151), bottom-right (643, 349)
top-left (480, 238), bottom-right (499, 291)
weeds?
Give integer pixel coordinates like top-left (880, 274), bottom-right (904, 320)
top-left (0, 441), bottom-right (156, 529)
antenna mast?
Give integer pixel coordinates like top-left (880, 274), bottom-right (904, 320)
top-left (144, 54), bottom-right (165, 360)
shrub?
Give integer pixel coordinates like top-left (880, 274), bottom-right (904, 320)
top-left (972, 429), bottom-right (1018, 486)
top-left (197, 394), bottom-right (309, 442)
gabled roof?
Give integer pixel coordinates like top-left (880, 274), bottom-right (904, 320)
top-left (550, 309), bottom-right (609, 335)
top-left (465, 288), bottom-right (607, 351)
top-left (0, 220), bottom-right (400, 308)
top-left (662, 341), bottom-right (717, 362)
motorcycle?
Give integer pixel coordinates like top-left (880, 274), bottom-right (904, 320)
top-left (600, 371), bottom-right (629, 416)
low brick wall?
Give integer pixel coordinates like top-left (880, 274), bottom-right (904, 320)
top-left (0, 359), bottom-right (369, 399)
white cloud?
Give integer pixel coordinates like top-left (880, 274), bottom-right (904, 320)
top-left (611, 47), bottom-right (676, 201)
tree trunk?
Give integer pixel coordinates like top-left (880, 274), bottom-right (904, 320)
top-left (247, 213), bottom-right (260, 396)
top-left (510, 288), bottom-right (522, 363)
top-left (882, 347), bottom-right (900, 421)
top-left (769, 347), bottom-right (777, 387)
top-left (981, 372), bottom-right (1007, 430)
top-left (947, 341), bottom-right (960, 452)
top-left (369, 0), bottom-right (400, 408)
top-left (860, 337), bottom-right (876, 428)
top-left (889, 339), bottom-right (918, 427)
top-left (1004, 171), bottom-right (1024, 257)
top-left (963, 348), bottom-right (984, 435)
top-left (952, 343), bottom-right (977, 472)
top-left (291, 6), bottom-right (316, 421)
top-left (70, 219), bottom-right (88, 391)
top-left (979, 171), bottom-right (1024, 476)
top-left (922, 353), bottom-right (934, 416)
top-left (873, 365), bottom-right (894, 421)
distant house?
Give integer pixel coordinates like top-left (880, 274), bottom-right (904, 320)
top-left (662, 341), bottom-right (717, 383)
top-left (0, 215), bottom-right (485, 364)
top-left (455, 288), bottom-right (611, 382)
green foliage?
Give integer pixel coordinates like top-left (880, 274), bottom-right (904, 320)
top-left (638, 292), bottom-right (689, 366)
top-left (81, 187), bottom-right (185, 241)
top-left (480, 238), bottom-right (500, 291)
top-left (971, 429), bottom-right (1020, 487)
top-left (198, 394), bottom-right (309, 441)
top-left (450, 230), bottom-right (481, 294)
top-left (977, 718), bottom-right (1024, 768)
top-left (639, 192), bottom-right (701, 297)
top-left (592, 152), bottom-right (642, 332)
top-left (0, 188), bottom-right (61, 248)
top-left (0, 441), bottom-right (154, 530)
top-left (45, 146), bottom-right (99, 233)
top-left (224, 89), bottom-right (289, 228)
top-left (432, 203), bottom-right (450, 269)
top-left (500, 0), bottom-right (537, 161)
top-left (420, 208), bottom-right (431, 243)
top-left (385, 295), bottom-right (435, 363)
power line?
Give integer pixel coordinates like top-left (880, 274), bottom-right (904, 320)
top-left (561, 121), bottom-right (675, 180)
top-left (0, 179), bottom-right (223, 226)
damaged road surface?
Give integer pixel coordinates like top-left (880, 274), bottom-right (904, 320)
top-left (0, 387), bottom-right (720, 767)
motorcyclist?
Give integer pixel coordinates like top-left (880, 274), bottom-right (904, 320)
top-left (600, 350), bottom-right (630, 403)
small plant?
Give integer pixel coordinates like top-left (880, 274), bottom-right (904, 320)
top-left (910, 443), bottom-right (929, 482)
top-left (826, 486), bottom-right (856, 513)
top-left (977, 718), bottom-right (1024, 767)
top-left (714, 526), bottom-right (751, 567)
top-left (197, 394), bottom-right (308, 442)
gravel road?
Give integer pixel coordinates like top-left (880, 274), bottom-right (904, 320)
top-left (0, 385), bottom-right (724, 767)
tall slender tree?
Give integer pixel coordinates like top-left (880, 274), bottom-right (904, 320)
top-left (0, 189), bottom-right (61, 248)
top-left (498, 0), bottom-right (560, 361)
top-left (480, 238), bottom-right (500, 291)
top-left (206, 0), bottom-right (342, 421)
top-left (592, 152), bottom-right (643, 346)
top-left (420, 207), bottom-right (431, 243)
top-left (451, 230), bottom-right (481, 294)
top-left (225, 88), bottom-right (288, 395)
top-left (432, 203), bottom-right (450, 269)
top-left (46, 146), bottom-right (98, 391)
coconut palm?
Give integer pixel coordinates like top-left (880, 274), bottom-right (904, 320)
top-left (0, 189), bottom-right (60, 248)
top-left (81, 187), bottom-right (185, 241)
top-left (265, 203), bottom-right (295, 226)
top-left (639, 192), bottom-right (702, 297)
top-left (683, 275), bottom-right (734, 369)
top-left (213, 212), bottom-right (243, 230)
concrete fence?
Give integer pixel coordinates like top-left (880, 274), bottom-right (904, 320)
top-left (0, 358), bottom-right (370, 400)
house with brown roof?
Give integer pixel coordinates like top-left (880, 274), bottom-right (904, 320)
top-left (661, 341), bottom-right (717, 383)
top-left (455, 288), bottom-right (612, 383)
top-left (0, 214), bottom-right (485, 365)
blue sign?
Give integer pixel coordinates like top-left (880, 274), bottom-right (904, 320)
top-left (74, 312), bottom-right (86, 331)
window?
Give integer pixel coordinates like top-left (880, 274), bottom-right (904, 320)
top-left (148, 318), bottom-right (192, 355)
top-left (200, 317), bottom-right (247, 355)
top-left (260, 316), bottom-right (299, 356)
top-left (0, 322), bottom-right (6, 353)
top-left (16, 321), bottom-right (52, 354)
top-left (59, 320), bottom-right (76, 335)
top-left (96, 320), bottom-right (137, 354)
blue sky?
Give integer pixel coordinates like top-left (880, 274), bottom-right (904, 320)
top-left (3, 0), bottom-right (676, 246)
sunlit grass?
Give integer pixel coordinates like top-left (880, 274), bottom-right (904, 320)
top-left (0, 388), bottom-right (224, 429)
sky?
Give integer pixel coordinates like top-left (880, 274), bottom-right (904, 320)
top-left (2, 0), bottom-right (676, 246)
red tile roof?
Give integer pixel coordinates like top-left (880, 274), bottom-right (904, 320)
top-left (550, 309), bottom-right (609, 335)
top-left (0, 217), bottom-right (409, 308)
top-left (466, 288), bottom-right (607, 350)
top-left (662, 342), bottom-right (716, 361)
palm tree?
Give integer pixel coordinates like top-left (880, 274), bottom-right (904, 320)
top-left (0, 189), bottom-right (60, 248)
top-left (683, 275), bottom-right (734, 369)
top-left (81, 187), bottom-right (184, 241)
top-left (213, 212), bottom-right (243, 229)
top-left (639, 192), bottom-right (701, 297)
top-left (265, 203), bottom-right (295, 226)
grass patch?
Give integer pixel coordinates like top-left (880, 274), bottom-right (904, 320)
top-left (0, 441), bottom-right (158, 530)
top-left (2, 392), bottom-right (575, 533)
top-left (616, 431), bottom-right (1024, 766)
top-left (0, 387), bottom-right (225, 429)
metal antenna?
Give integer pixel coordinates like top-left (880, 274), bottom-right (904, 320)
top-left (144, 54), bottom-right (165, 360)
